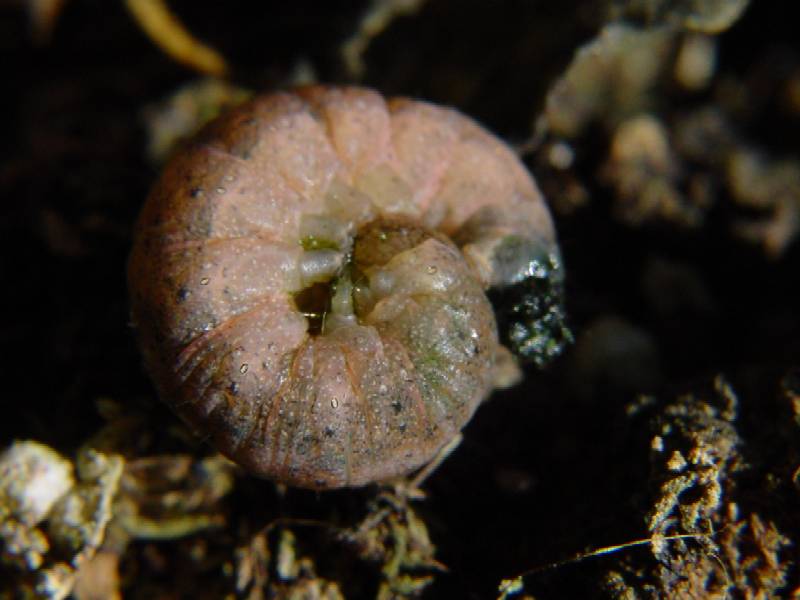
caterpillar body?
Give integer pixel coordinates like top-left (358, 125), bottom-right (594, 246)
top-left (128, 86), bottom-right (568, 489)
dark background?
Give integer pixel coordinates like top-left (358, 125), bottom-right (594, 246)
top-left (1, 1), bottom-right (798, 597)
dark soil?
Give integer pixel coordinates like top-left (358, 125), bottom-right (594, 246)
top-left (2, 1), bottom-right (798, 598)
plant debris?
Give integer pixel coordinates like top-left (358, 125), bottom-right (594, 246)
top-left (605, 376), bottom-right (795, 599)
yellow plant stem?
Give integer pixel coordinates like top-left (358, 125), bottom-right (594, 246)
top-left (125, 0), bottom-right (228, 76)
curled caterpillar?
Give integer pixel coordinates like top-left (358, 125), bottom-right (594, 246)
top-left (128, 86), bottom-right (569, 489)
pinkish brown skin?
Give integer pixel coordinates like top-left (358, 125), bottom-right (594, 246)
top-left (128, 86), bottom-right (556, 489)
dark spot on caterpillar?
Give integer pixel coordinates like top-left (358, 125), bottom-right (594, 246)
top-left (297, 433), bottom-right (317, 456)
top-left (293, 281), bottom-right (333, 335)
